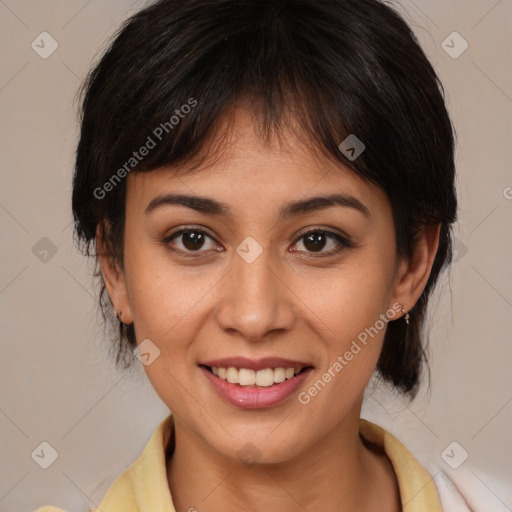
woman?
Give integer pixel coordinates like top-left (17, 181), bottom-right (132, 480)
top-left (37, 0), bottom-right (468, 510)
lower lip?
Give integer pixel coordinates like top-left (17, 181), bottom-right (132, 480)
top-left (200, 366), bottom-right (313, 409)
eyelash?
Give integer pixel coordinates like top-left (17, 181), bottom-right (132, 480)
top-left (161, 226), bottom-right (353, 259)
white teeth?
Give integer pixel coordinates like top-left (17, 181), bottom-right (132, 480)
top-left (273, 367), bottom-right (286, 383)
top-left (226, 367), bottom-right (238, 384)
top-left (255, 368), bottom-right (274, 387)
top-left (209, 366), bottom-right (304, 386)
top-left (239, 368), bottom-right (256, 386)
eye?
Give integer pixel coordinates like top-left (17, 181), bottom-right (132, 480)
top-left (162, 226), bottom-right (352, 258)
top-left (291, 229), bottom-right (352, 257)
top-left (162, 227), bottom-right (221, 257)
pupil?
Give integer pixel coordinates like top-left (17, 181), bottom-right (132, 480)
top-left (304, 232), bottom-right (326, 252)
top-left (183, 231), bottom-right (204, 250)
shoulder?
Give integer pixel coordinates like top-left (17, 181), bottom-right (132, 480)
top-left (433, 471), bottom-right (478, 511)
top-left (35, 508), bottom-right (101, 512)
top-left (359, 419), bottom-right (443, 511)
top-left (35, 414), bottom-right (174, 512)
top-left (35, 508), bottom-right (99, 512)
top-left (35, 508), bottom-right (71, 512)
top-left (360, 419), bottom-right (490, 512)
top-left (431, 467), bottom-right (512, 512)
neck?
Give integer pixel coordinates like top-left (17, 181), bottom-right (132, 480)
top-left (166, 409), bottom-right (401, 512)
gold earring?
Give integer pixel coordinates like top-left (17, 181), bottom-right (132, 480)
top-left (400, 307), bottom-right (410, 325)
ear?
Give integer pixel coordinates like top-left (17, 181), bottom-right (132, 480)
top-left (390, 223), bottom-right (441, 315)
top-left (95, 222), bottom-right (133, 324)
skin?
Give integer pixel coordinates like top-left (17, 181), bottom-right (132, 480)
top-left (97, 107), bottom-right (440, 512)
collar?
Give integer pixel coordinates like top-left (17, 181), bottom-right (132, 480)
top-left (95, 413), bottom-right (442, 512)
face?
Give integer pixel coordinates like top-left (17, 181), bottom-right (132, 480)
top-left (100, 108), bottom-right (429, 464)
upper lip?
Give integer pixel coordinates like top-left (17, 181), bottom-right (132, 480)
top-left (200, 357), bottom-right (313, 372)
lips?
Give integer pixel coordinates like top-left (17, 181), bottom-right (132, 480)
top-left (198, 356), bottom-right (314, 409)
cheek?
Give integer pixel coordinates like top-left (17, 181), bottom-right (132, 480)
top-left (123, 238), bottom-right (195, 328)
top-left (299, 243), bottom-right (396, 400)
top-left (309, 251), bottom-right (395, 342)
top-left (122, 248), bottom-right (206, 408)
top-left (297, 295), bottom-right (390, 428)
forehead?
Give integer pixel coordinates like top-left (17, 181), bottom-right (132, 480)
top-left (125, 107), bottom-right (388, 217)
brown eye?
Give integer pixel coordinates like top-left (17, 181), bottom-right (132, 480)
top-left (180, 230), bottom-right (207, 251)
top-left (292, 229), bottom-right (351, 256)
top-left (163, 228), bottom-right (219, 256)
top-left (303, 231), bottom-right (328, 252)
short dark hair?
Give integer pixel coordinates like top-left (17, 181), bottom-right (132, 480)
top-left (72, 0), bottom-right (457, 397)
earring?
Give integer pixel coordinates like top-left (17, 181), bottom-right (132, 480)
top-left (116, 311), bottom-right (124, 322)
top-left (400, 307), bottom-right (410, 325)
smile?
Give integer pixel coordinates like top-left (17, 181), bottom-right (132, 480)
top-left (198, 358), bottom-right (314, 409)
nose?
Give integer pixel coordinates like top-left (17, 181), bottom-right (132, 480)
top-left (214, 245), bottom-right (296, 342)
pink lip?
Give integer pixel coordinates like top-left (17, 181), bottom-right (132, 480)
top-left (200, 356), bottom-right (312, 372)
top-left (199, 365), bottom-right (314, 409)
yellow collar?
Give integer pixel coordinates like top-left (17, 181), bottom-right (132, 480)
top-left (92, 413), bottom-right (442, 511)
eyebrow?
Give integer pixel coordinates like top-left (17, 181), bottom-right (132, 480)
top-left (144, 192), bottom-right (370, 219)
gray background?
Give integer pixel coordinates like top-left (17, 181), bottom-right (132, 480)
top-left (0, 0), bottom-right (511, 510)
